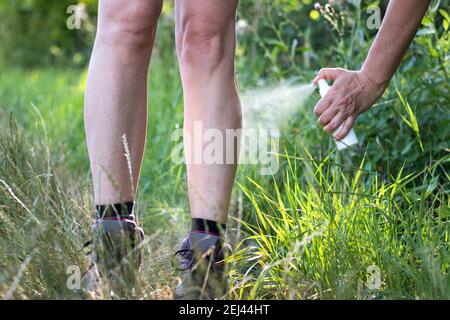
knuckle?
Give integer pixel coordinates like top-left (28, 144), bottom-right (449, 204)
top-left (345, 106), bottom-right (354, 116)
top-left (334, 101), bottom-right (344, 111)
top-left (330, 117), bottom-right (341, 129)
top-left (337, 96), bottom-right (349, 106)
top-left (328, 122), bottom-right (337, 131)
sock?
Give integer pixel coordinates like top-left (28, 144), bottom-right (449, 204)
top-left (95, 202), bottom-right (134, 220)
top-left (191, 218), bottom-right (226, 237)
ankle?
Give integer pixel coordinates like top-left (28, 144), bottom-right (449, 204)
top-left (191, 218), bottom-right (226, 237)
top-left (95, 202), bottom-right (135, 220)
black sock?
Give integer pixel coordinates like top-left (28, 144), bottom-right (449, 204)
top-left (191, 218), bottom-right (226, 237)
top-left (96, 202), bottom-right (134, 220)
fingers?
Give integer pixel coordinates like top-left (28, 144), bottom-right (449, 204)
top-left (317, 92), bottom-right (353, 128)
top-left (323, 112), bottom-right (346, 134)
top-left (312, 67), bottom-right (345, 84)
top-left (317, 106), bottom-right (339, 127)
top-left (312, 67), bottom-right (359, 140)
top-left (314, 97), bottom-right (331, 117)
top-left (333, 116), bottom-right (355, 141)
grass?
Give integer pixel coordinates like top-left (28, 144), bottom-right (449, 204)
top-left (0, 7), bottom-right (449, 297)
top-left (229, 149), bottom-right (449, 299)
top-left (0, 55), bottom-right (187, 299)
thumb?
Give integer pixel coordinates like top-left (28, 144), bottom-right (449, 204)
top-left (312, 67), bottom-right (345, 84)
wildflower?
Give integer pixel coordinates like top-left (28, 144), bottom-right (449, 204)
top-left (310, 10), bottom-right (321, 21)
top-left (236, 19), bottom-right (249, 35)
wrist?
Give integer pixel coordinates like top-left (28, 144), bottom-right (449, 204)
top-left (361, 60), bottom-right (392, 87)
top-left (359, 67), bottom-right (389, 94)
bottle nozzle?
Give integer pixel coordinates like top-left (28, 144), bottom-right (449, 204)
top-left (317, 79), bottom-right (330, 97)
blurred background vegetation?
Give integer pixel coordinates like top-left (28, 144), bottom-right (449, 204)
top-left (1, 0), bottom-right (448, 173)
top-left (0, 0), bottom-right (449, 299)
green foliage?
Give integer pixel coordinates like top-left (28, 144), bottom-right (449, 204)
top-left (231, 0), bottom-right (450, 299)
top-left (0, 119), bottom-right (89, 298)
top-left (236, 0), bottom-right (389, 83)
top-left (229, 149), bottom-right (450, 299)
top-left (0, 0), bottom-right (97, 67)
top-left (0, 55), bottom-right (185, 299)
top-left (235, 0), bottom-right (449, 178)
top-left (0, 0), bottom-right (449, 300)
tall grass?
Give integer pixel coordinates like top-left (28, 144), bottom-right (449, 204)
top-left (227, 0), bottom-right (450, 300)
top-left (0, 55), bottom-right (187, 299)
top-left (0, 0), bottom-right (449, 300)
top-left (1, 61), bottom-right (449, 300)
top-left (0, 111), bottom-right (188, 300)
top-left (0, 118), bottom-right (88, 298)
top-left (230, 148), bottom-right (450, 299)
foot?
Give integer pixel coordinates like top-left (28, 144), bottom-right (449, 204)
top-left (174, 232), bottom-right (230, 300)
top-left (82, 216), bottom-right (144, 297)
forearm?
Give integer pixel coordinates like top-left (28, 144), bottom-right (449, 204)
top-left (362, 0), bottom-right (430, 85)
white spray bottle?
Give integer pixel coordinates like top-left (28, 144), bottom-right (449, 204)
top-left (317, 79), bottom-right (358, 150)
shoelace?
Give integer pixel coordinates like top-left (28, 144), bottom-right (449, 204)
top-left (173, 246), bottom-right (226, 272)
top-left (173, 249), bottom-right (195, 271)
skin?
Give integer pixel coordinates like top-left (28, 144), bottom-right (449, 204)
top-left (175, 0), bottom-right (241, 224)
top-left (312, 0), bottom-right (431, 140)
top-left (84, 0), bottom-right (240, 224)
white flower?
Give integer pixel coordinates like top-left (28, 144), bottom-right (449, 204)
top-left (236, 19), bottom-right (249, 34)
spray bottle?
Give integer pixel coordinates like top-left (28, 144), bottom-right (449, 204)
top-left (317, 79), bottom-right (358, 150)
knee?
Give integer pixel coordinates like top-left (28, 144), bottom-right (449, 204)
top-left (177, 16), bottom-right (233, 73)
top-left (97, 1), bottom-right (162, 50)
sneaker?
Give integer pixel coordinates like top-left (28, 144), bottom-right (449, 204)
top-left (82, 216), bottom-right (144, 297)
top-left (174, 232), bottom-right (230, 300)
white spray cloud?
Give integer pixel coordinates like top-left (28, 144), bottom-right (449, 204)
top-left (241, 82), bottom-right (315, 130)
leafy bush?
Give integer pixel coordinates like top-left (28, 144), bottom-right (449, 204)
top-left (0, 0), bottom-right (97, 67)
top-left (0, 0), bottom-right (448, 300)
top-left (236, 0), bottom-right (449, 178)
top-left (230, 0), bottom-right (450, 299)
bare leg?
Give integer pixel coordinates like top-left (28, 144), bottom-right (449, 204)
top-left (175, 0), bottom-right (241, 224)
top-left (85, 0), bottom-right (162, 205)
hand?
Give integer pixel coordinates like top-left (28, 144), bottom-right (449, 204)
top-left (312, 68), bottom-right (387, 140)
